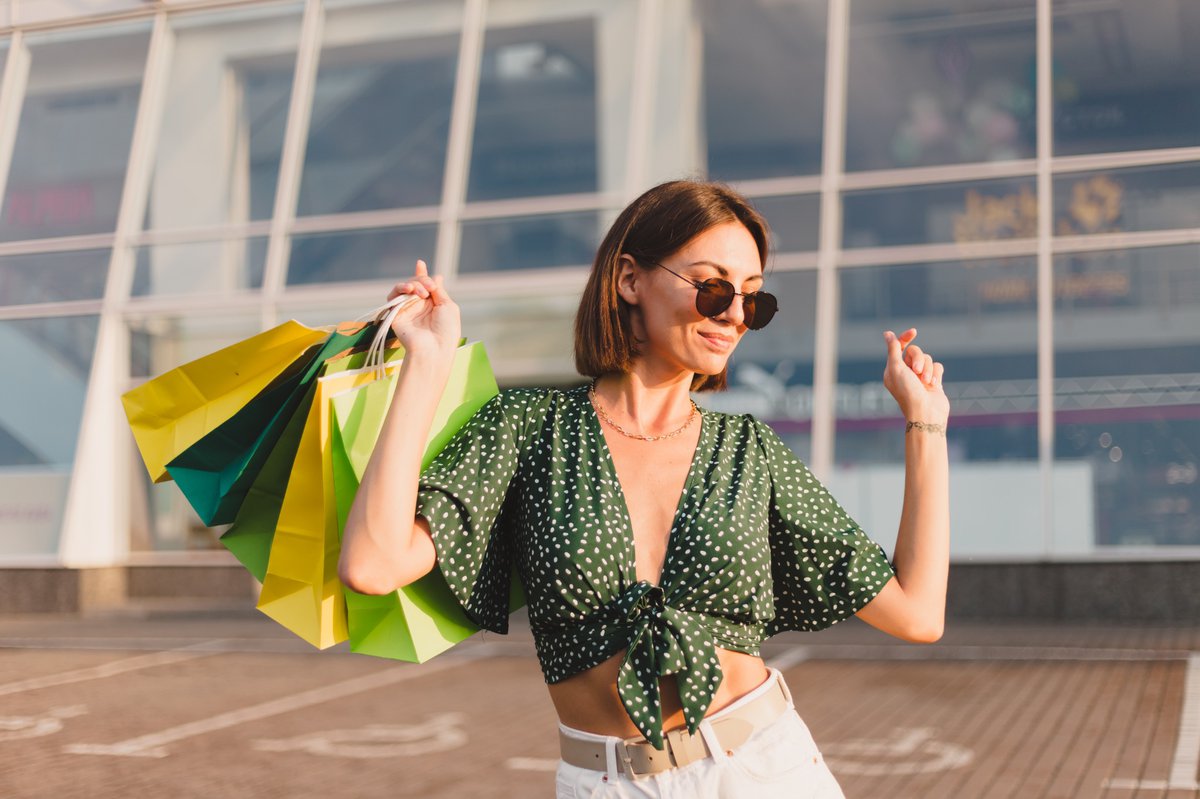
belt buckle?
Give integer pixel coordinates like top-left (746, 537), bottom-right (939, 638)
top-left (664, 727), bottom-right (694, 768)
top-left (614, 740), bottom-right (639, 778)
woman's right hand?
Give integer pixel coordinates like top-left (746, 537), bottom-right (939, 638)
top-left (385, 259), bottom-right (460, 358)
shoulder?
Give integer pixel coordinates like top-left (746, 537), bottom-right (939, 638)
top-left (492, 385), bottom-right (580, 444)
top-left (699, 404), bottom-right (776, 449)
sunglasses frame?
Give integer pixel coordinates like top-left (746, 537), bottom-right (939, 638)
top-left (642, 260), bottom-right (779, 330)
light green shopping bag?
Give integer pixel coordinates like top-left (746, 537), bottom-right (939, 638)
top-left (329, 341), bottom-right (524, 662)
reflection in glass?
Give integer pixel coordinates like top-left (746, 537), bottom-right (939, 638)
top-left (838, 259), bottom-right (1039, 556)
top-left (0, 315), bottom-right (99, 556)
top-left (287, 226), bottom-right (437, 285)
top-left (130, 239), bottom-right (267, 296)
top-left (145, 6), bottom-right (301, 230)
top-left (0, 249), bottom-right (110, 306)
top-left (298, 2), bottom-right (462, 216)
top-left (699, 270), bottom-right (818, 463)
top-left (458, 212), bottom-right (599, 273)
top-left (700, 0), bottom-right (826, 180)
top-left (1054, 0), bottom-right (1200, 155)
top-left (1053, 164), bottom-right (1200, 237)
top-left (456, 291), bottom-right (577, 384)
top-left (846, 0), bottom-right (1036, 172)
top-left (844, 178), bottom-right (1036, 248)
top-left (468, 17), bottom-right (598, 201)
top-left (751, 195), bottom-right (820, 254)
top-left (1055, 245), bottom-right (1200, 547)
top-left (1, 25), bottom-right (150, 241)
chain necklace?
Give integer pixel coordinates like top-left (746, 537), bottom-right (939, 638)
top-left (588, 379), bottom-right (699, 442)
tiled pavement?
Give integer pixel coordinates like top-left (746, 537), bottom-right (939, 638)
top-left (0, 607), bottom-right (1195, 798)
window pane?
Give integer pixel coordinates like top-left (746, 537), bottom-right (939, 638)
top-left (145, 5), bottom-right (302, 230)
top-left (456, 292), bottom-right (577, 383)
top-left (846, 1), bottom-right (1037, 172)
top-left (1053, 164), bottom-right (1200, 237)
top-left (697, 270), bottom-right (818, 464)
top-left (700, 0), bottom-right (826, 180)
top-left (469, 12), bottom-right (601, 201)
top-left (1054, 0), bottom-right (1200, 156)
top-left (1, 24), bottom-right (150, 241)
top-left (1054, 245), bottom-right (1200, 548)
top-left (844, 178), bottom-right (1036, 248)
top-left (297, 0), bottom-right (464, 216)
top-left (0, 315), bottom-right (99, 556)
top-left (287, 226), bottom-right (437, 286)
top-left (458, 212), bottom-right (599, 273)
top-left (0, 249), bottom-right (109, 306)
top-left (131, 238), bottom-right (268, 297)
top-left (837, 259), bottom-right (1040, 557)
top-left (752, 194), bottom-right (820, 254)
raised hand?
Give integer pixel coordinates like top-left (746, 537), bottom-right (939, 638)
top-left (882, 328), bottom-right (950, 424)
top-left (385, 259), bottom-right (461, 359)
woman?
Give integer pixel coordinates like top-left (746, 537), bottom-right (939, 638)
top-left (339, 180), bottom-right (949, 797)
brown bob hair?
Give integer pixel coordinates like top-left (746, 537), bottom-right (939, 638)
top-left (574, 179), bottom-right (770, 392)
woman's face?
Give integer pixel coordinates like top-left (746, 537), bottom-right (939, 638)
top-left (620, 221), bottom-right (764, 379)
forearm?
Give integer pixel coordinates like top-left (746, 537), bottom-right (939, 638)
top-left (891, 425), bottom-right (950, 635)
top-left (338, 350), bottom-right (454, 594)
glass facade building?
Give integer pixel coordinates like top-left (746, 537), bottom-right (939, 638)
top-left (1, 0), bottom-right (1197, 568)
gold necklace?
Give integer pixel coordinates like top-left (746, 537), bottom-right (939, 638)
top-left (588, 379), bottom-right (699, 442)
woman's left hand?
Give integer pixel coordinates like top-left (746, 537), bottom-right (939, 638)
top-left (883, 328), bottom-right (950, 424)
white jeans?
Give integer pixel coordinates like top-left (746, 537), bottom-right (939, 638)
top-left (555, 670), bottom-right (845, 799)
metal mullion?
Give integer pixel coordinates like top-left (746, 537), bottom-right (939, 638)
top-left (0, 233), bottom-right (113, 258)
top-left (0, 299), bottom-right (103, 320)
top-left (259, 0), bottom-right (323, 327)
top-left (0, 0), bottom-right (298, 37)
top-left (120, 290), bottom-right (266, 318)
top-left (434, 0), bottom-right (488, 279)
top-left (768, 252), bottom-right (819, 272)
top-left (130, 221), bottom-right (273, 248)
top-left (290, 205), bottom-right (442, 236)
top-left (842, 159), bottom-right (1037, 192)
top-left (731, 175), bottom-right (823, 199)
top-left (1052, 145), bottom-right (1200, 175)
top-left (1053, 228), bottom-right (1200, 255)
top-left (810, 0), bottom-right (849, 480)
top-left (459, 192), bottom-right (614, 222)
top-left (1036, 0), bottom-right (1055, 558)
top-left (0, 31), bottom-right (30, 224)
top-left (622, 0), bottom-right (660, 200)
top-left (840, 238), bottom-right (1039, 269)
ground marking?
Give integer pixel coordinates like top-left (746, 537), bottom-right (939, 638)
top-left (0, 642), bottom-right (225, 698)
top-left (62, 646), bottom-right (492, 759)
top-left (823, 727), bottom-right (973, 776)
top-left (1102, 652), bottom-right (1200, 792)
top-left (0, 706), bottom-right (87, 741)
top-left (255, 712), bottom-right (468, 759)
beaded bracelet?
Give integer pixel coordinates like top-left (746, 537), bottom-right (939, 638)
top-left (906, 420), bottom-right (946, 435)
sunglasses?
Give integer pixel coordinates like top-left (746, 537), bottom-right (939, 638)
top-left (646, 261), bottom-right (779, 330)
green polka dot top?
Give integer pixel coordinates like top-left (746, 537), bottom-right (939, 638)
top-left (416, 385), bottom-right (895, 749)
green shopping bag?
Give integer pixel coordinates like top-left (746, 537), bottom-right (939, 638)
top-left (219, 343), bottom-right (407, 580)
top-left (165, 321), bottom-right (383, 526)
top-left (330, 341), bottom-right (524, 662)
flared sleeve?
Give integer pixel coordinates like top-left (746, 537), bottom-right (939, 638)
top-left (416, 391), bottom-right (528, 634)
top-left (751, 419), bottom-right (896, 635)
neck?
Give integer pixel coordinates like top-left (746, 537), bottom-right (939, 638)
top-left (592, 368), bottom-right (695, 436)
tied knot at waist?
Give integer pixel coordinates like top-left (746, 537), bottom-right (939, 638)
top-left (610, 580), bottom-right (724, 750)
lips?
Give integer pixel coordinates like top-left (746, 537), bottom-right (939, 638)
top-left (698, 331), bottom-right (734, 350)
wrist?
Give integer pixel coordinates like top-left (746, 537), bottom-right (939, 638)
top-left (905, 420), bottom-right (947, 436)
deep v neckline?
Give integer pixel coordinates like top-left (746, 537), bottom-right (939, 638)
top-left (582, 386), bottom-right (707, 587)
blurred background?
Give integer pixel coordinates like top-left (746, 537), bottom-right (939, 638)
top-left (0, 0), bottom-right (1197, 620)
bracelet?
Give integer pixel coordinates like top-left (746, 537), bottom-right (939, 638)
top-left (906, 420), bottom-right (946, 435)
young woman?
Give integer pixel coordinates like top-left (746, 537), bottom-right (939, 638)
top-left (339, 180), bottom-right (950, 798)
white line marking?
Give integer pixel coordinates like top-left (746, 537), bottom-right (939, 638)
top-left (0, 643), bottom-right (223, 698)
top-left (1101, 652), bottom-right (1200, 792)
top-left (1169, 653), bottom-right (1200, 787)
top-left (62, 647), bottom-right (491, 758)
top-left (506, 757), bottom-right (558, 771)
top-left (765, 645), bottom-right (811, 672)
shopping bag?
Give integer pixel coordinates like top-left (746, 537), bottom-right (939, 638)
top-left (164, 321), bottom-right (383, 526)
top-left (329, 341), bottom-right (525, 662)
top-left (121, 320), bottom-right (327, 483)
top-left (252, 345), bottom-right (407, 649)
top-left (218, 343), bottom-right (405, 581)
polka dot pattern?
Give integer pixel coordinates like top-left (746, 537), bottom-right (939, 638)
top-left (415, 385), bottom-right (895, 749)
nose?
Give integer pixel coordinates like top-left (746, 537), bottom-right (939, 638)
top-left (714, 293), bottom-right (748, 328)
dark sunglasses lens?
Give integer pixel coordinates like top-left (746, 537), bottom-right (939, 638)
top-left (744, 291), bottom-right (779, 330)
top-left (694, 278), bottom-right (736, 317)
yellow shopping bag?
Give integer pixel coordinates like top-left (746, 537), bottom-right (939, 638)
top-left (122, 320), bottom-right (327, 483)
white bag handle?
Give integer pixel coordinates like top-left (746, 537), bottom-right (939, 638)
top-left (355, 293), bottom-right (420, 378)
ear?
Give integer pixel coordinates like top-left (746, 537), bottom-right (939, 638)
top-left (615, 254), bottom-right (642, 306)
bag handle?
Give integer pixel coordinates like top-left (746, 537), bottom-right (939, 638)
top-left (356, 293), bottom-right (420, 378)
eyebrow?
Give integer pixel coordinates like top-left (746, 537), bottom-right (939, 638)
top-left (684, 260), bottom-right (765, 285)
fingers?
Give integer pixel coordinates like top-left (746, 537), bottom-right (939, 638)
top-left (386, 260), bottom-right (438, 301)
top-left (933, 362), bottom-right (945, 385)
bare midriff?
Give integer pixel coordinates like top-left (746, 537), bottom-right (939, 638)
top-left (547, 646), bottom-right (770, 738)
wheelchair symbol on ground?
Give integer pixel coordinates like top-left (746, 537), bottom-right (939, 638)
top-left (254, 712), bottom-right (468, 759)
top-left (823, 727), bottom-right (972, 776)
top-left (0, 705), bottom-right (87, 742)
